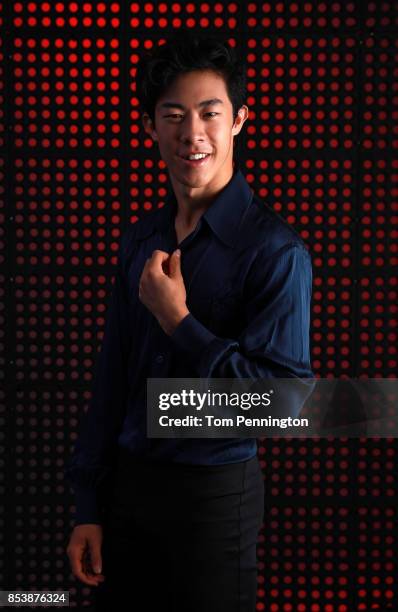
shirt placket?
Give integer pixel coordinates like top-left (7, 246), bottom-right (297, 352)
top-left (149, 219), bottom-right (205, 376)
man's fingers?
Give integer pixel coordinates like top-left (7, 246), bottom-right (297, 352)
top-left (141, 250), bottom-right (171, 284)
top-left (151, 249), bottom-right (169, 258)
top-left (169, 249), bottom-right (181, 278)
top-left (88, 538), bottom-right (103, 575)
top-left (68, 545), bottom-right (104, 587)
top-left (66, 526), bottom-right (105, 588)
top-left (162, 256), bottom-right (171, 276)
top-left (151, 249), bottom-right (171, 268)
top-left (73, 565), bottom-right (104, 587)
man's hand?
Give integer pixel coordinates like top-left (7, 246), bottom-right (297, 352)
top-left (66, 524), bottom-right (105, 587)
top-left (139, 249), bottom-right (190, 335)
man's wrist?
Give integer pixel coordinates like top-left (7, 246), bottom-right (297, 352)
top-left (160, 306), bottom-right (190, 336)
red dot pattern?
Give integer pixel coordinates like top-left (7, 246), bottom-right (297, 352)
top-left (3, 2), bottom-right (398, 611)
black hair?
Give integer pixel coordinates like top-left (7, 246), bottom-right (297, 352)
top-left (135, 31), bottom-right (247, 129)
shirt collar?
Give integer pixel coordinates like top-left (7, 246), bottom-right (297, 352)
top-left (138, 166), bottom-right (254, 248)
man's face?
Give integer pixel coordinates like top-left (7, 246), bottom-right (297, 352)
top-left (142, 69), bottom-right (248, 191)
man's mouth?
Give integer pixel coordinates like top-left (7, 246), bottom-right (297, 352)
top-left (177, 153), bottom-right (212, 167)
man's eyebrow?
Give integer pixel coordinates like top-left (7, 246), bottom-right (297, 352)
top-left (159, 98), bottom-right (224, 110)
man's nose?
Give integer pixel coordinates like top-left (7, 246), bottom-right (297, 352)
top-left (178, 114), bottom-right (206, 143)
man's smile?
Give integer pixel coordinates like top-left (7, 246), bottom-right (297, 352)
top-left (177, 153), bottom-right (212, 167)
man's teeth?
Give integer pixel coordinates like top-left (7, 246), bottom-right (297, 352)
top-left (185, 153), bottom-right (208, 160)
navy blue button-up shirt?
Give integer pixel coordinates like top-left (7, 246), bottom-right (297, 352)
top-left (65, 165), bottom-right (314, 525)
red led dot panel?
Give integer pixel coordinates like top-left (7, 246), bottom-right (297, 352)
top-left (2, 1), bottom-right (398, 610)
top-left (10, 35), bottom-right (122, 150)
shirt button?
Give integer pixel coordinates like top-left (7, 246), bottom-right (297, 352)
top-left (155, 354), bottom-right (164, 364)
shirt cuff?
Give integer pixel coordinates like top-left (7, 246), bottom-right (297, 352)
top-left (72, 485), bottom-right (103, 526)
top-left (170, 313), bottom-right (218, 362)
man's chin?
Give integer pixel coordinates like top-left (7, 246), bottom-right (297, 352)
top-left (170, 168), bottom-right (215, 189)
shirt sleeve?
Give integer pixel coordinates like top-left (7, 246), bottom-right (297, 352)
top-left (64, 230), bottom-right (131, 526)
top-left (170, 242), bottom-right (315, 383)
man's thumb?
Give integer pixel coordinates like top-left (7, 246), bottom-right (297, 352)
top-left (170, 249), bottom-right (181, 276)
top-left (89, 542), bottom-right (102, 574)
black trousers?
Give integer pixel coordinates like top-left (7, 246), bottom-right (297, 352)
top-left (93, 449), bottom-right (265, 612)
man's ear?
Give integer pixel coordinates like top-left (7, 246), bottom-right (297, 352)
top-left (142, 113), bottom-right (158, 142)
top-left (232, 106), bottom-right (249, 136)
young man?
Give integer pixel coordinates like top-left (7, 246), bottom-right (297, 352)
top-left (65, 32), bottom-right (314, 612)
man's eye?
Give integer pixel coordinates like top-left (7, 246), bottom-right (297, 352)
top-left (164, 112), bottom-right (219, 119)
